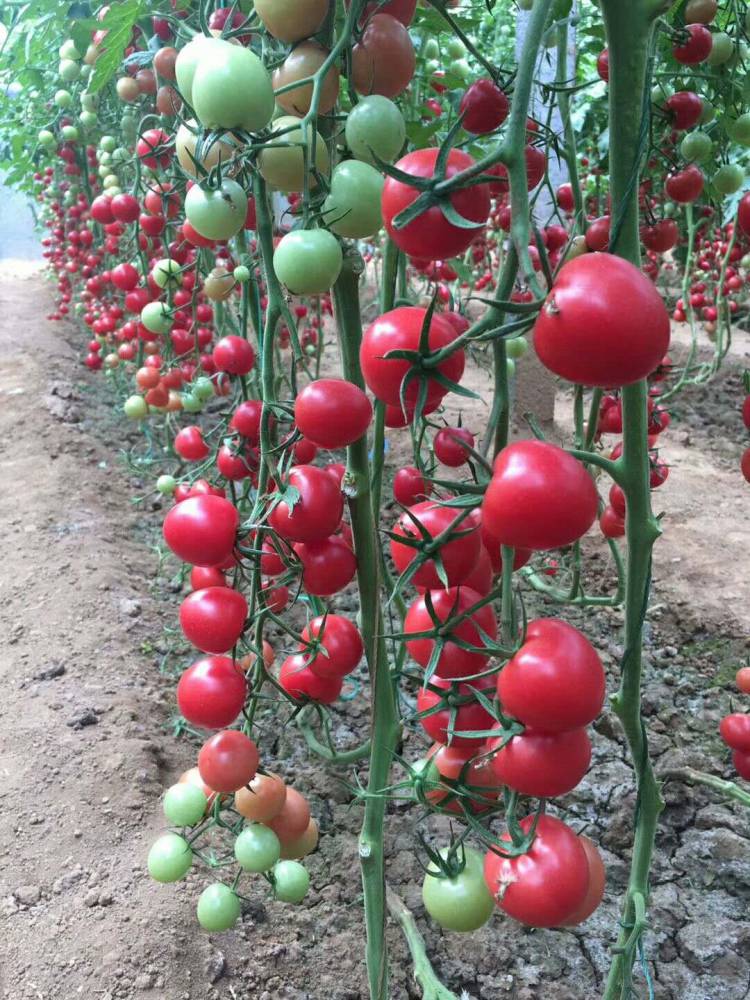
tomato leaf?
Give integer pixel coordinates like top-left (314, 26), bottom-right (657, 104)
top-left (87, 0), bottom-right (145, 94)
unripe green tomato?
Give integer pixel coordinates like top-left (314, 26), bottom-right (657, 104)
top-left (190, 37), bottom-right (275, 132)
top-left (80, 63), bottom-right (92, 80)
top-left (425, 58), bottom-right (440, 75)
top-left (698, 99), bottom-right (714, 124)
top-left (193, 376), bottom-right (215, 402)
top-left (103, 175), bottom-right (120, 190)
top-left (680, 130), bottom-right (712, 163)
top-left (345, 95), bottom-right (406, 166)
top-left (728, 40), bottom-right (750, 68)
top-left (54, 89), bottom-right (72, 108)
top-left (163, 782), bottom-right (206, 825)
top-left (651, 85), bottom-right (667, 106)
top-left (156, 474), bottom-right (178, 496)
top-left (196, 884), bottom-right (241, 931)
top-left (141, 301), bottom-right (172, 334)
top-left (59, 39), bottom-right (81, 61)
top-left (148, 833), bottom-right (193, 882)
top-left (450, 58), bottom-right (472, 82)
top-left (181, 393), bottom-right (203, 413)
top-left (713, 163), bottom-right (744, 195)
top-left (112, 147), bottom-right (129, 164)
top-left (706, 31), bottom-right (733, 66)
top-left (663, 202), bottom-right (676, 217)
top-left (152, 258), bottom-right (182, 288)
top-left (97, 163), bottom-right (110, 178)
top-left (506, 336), bottom-right (529, 360)
top-left (79, 110), bottom-right (97, 128)
top-left (258, 116), bottom-right (329, 193)
top-left (422, 848), bottom-right (494, 932)
top-left (235, 824), bottom-right (281, 873)
top-left (446, 37), bottom-right (465, 59)
top-left (423, 38), bottom-right (440, 60)
top-left (731, 112), bottom-right (750, 146)
top-left (81, 91), bottom-right (98, 112)
top-left (124, 395), bottom-right (148, 420)
top-left (38, 129), bottom-right (55, 146)
top-left (185, 179), bottom-right (248, 241)
top-left (322, 160), bottom-right (384, 238)
top-left (273, 229), bottom-right (343, 295)
top-left (506, 358), bottom-right (516, 378)
top-left (106, 186), bottom-right (123, 198)
top-left (233, 264), bottom-right (250, 282)
top-left (272, 860), bottom-right (310, 903)
top-left (100, 134), bottom-right (116, 153)
top-left (61, 125), bottom-right (78, 142)
top-left (59, 59), bottom-right (81, 82)
top-left (99, 150), bottom-right (112, 165)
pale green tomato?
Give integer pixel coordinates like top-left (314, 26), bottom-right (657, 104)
top-left (197, 884), bottom-right (241, 931)
top-left (713, 163), bottom-right (744, 195)
top-left (729, 40), bottom-right (750, 68)
top-left (345, 96), bottom-right (406, 166)
top-left (506, 336), bottom-right (528, 360)
top-left (233, 264), bottom-right (250, 282)
top-left (100, 134), bottom-right (116, 152)
top-left (163, 782), bottom-right (206, 825)
top-left (156, 474), bottom-right (178, 496)
top-left (450, 58), bottom-right (471, 82)
top-left (175, 34), bottom-right (215, 106)
top-left (112, 147), bottom-right (129, 164)
top-left (651, 85), bottom-right (667, 106)
top-left (80, 63), bottom-right (92, 80)
top-left (706, 32), bottom-right (733, 66)
top-left (141, 301), bottom-right (173, 335)
top-left (54, 88), bottom-right (72, 108)
top-left (79, 110), bottom-right (97, 128)
top-left (423, 38), bottom-right (439, 60)
top-left (61, 125), bottom-right (78, 142)
top-left (181, 393), bottom-right (204, 413)
top-left (446, 37), bottom-right (465, 59)
top-left (103, 175), bottom-right (120, 190)
top-left (273, 229), bottom-right (343, 295)
top-left (81, 92), bottom-right (98, 112)
top-left (742, 253), bottom-right (750, 269)
top-left (38, 129), bottom-right (55, 146)
top-left (191, 37), bottom-right (274, 132)
top-left (506, 358), bottom-right (516, 378)
top-left (272, 860), bottom-right (309, 903)
top-left (258, 116), bottom-right (329, 193)
top-left (235, 824), bottom-right (281, 873)
top-left (152, 258), bottom-right (183, 288)
top-left (59, 59), bottom-right (81, 83)
top-left (732, 113), bottom-right (750, 146)
top-left (422, 847), bottom-right (494, 932)
top-left (425, 58), bottom-right (440, 75)
top-left (185, 179), bottom-right (248, 240)
top-left (97, 163), bottom-right (110, 178)
top-left (59, 39), bottom-right (81, 61)
top-left (147, 833), bottom-right (193, 882)
top-left (99, 151), bottom-right (112, 165)
top-left (698, 100), bottom-right (715, 124)
top-left (106, 187), bottom-right (123, 198)
top-left (193, 376), bottom-right (215, 401)
top-left (322, 160), bottom-right (383, 238)
top-left (680, 131), bottom-right (712, 163)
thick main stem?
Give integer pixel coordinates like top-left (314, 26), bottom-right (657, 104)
top-left (600, 4), bottom-right (665, 997)
top-left (333, 252), bottom-right (401, 1000)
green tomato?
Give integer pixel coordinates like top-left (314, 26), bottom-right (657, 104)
top-left (80, 110), bottom-right (97, 128)
top-left (233, 264), bottom-right (250, 282)
top-left (506, 336), bottom-right (528, 360)
top-left (141, 301), bottom-right (173, 335)
top-left (97, 163), bottom-right (110, 178)
top-left (191, 37), bottom-right (274, 132)
top-left (422, 847), bottom-right (494, 932)
top-left (506, 358), bottom-right (516, 379)
top-left (731, 113), bottom-right (750, 147)
top-left (322, 160), bottom-right (384, 238)
top-left (175, 34), bottom-right (215, 106)
top-left (148, 833), bottom-right (193, 883)
top-left (450, 58), bottom-right (471, 82)
top-left (181, 393), bottom-right (204, 414)
top-left (163, 783), bottom-right (207, 825)
top-left (112, 147), bottom-right (130, 164)
top-left (713, 163), bottom-right (744, 195)
top-left (729, 40), bottom-right (750, 69)
top-left (81, 92), bottom-right (98, 112)
top-left (698, 99), bottom-right (715, 125)
top-left (273, 229), bottom-right (343, 295)
top-left (61, 125), bottom-right (78, 142)
top-left (100, 134), bottom-right (116, 153)
top-left (345, 96), bottom-right (406, 166)
top-left (99, 151), bottom-right (112, 166)
top-left (38, 129), bottom-right (55, 147)
top-left (272, 860), bottom-right (309, 903)
top-left (259, 116), bottom-right (329, 193)
top-left (124, 395), bottom-right (148, 420)
top-left (103, 175), bottom-right (120, 190)
top-left (235, 824), bottom-right (281, 873)
top-left (680, 131), bottom-right (712, 163)
top-left (446, 37), bottom-right (465, 59)
top-left (196, 883), bottom-right (241, 931)
top-left (106, 186), bottom-right (123, 198)
top-left (156, 474), bottom-right (178, 496)
top-left (54, 89), bottom-right (72, 108)
top-left (423, 38), bottom-right (440, 60)
top-left (185, 179), bottom-right (248, 240)
top-left (60, 59), bottom-right (81, 83)
top-left (706, 31), bottom-right (733, 66)
top-left (80, 63), bottom-right (92, 80)
top-left (152, 258), bottom-right (182, 288)
top-left (59, 39), bottom-right (81, 61)
top-left (425, 58), bottom-right (440, 75)
top-left (193, 376), bottom-right (215, 401)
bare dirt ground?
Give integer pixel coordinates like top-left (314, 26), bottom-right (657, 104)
top-left (1, 264), bottom-right (749, 1000)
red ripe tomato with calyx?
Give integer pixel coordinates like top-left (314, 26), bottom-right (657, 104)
top-left (179, 586), bottom-right (248, 653)
top-left (405, 585), bottom-right (497, 679)
top-left (434, 426), bottom-right (474, 466)
top-left (423, 743), bottom-right (501, 814)
top-left (482, 441), bottom-right (597, 551)
top-left (268, 465), bottom-right (343, 542)
top-left (641, 219), bottom-right (678, 253)
top-left (163, 495), bottom-right (238, 566)
top-left (177, 655), bottom-right (246, 729)
top-left (391, 501), bottom-right (480, 589)
top-left (137, 128), bottom-right (172, 169)
top-left (666, 164), bottom-right (704, 204)
top-left (665, 91), bottom-right (703, 129)
top-left (301, 614), bottom-right (363, 678)
top-left (360, 307), bottom-right (465, 407)
top-left (393, 465), bottom-right (430, 506)
top-left (673, 23), bottom-right (713, 64)
top-left (294, 378), bottom-right (373, 449)
top-left (483, 815), bottom-right (590, 927)
top-left (381, 148), bottom-right (490, 261)
top-left (294, 535), bottom-right (357, 596)
top-left (498, 619), bottom-right (605, 732)
top-left (175, 425), bottom-right (209, 461)
top-left (417, 676), bottom-right (496, 747)
top-left (533, 253), bottom-right (670, 387)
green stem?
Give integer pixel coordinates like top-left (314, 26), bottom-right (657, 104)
top-left (600, 4), bottom-right (665, 997)
top-left (333, 249), bottom-right (401, 1000)
top-left (385, 885), bottom-right (458, 1000)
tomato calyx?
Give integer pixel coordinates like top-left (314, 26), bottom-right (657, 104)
top-left (417, 834), bottom-right (471, 880)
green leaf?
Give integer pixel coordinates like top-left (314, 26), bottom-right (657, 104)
top-left (87, 0), bottom-right (144, 94)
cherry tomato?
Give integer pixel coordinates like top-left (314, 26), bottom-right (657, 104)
top-left (422, 847), bottom-right (495, 931)
top-left (417, 677), bottom-right (496, 747)
top-left (179, 586), bottom-right (248, 653)
top-left (163, 495), bottom-right (238, 567)
top-left (489, 728), bottom-right (591, 798)
top-left (268, 465), bottom-right (343, 542)
top-left (719, 713), bottom-right (750, 751)
top-left (177, 655), bottom-right (246, 728)
top-left (391, 500), bottom-right (480, 589)
top-left (405, 586), bottom-right (497, 680)
top-left (301, 614), bottom-right (364, 677)
top-left (294, 378), bottom-right (373, 448)
top-left (198, 729), bottom-right (259, 792)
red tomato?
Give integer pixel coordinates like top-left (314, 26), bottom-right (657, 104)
top-left (279, 654), bottom-right (342, 704)
top-left (393, 466), bottom-right (430, 506)
top-left (742, 446), bottom-right (750, 483)
top-left (391, 500), bottom-right (480, 589)
top-left (584, 215), bottom-right (610, 252)
top-left (459, 78), bottom-right (509, 134)
top-left (533, 253), bottom-right (671, 387)
top-left (294, 535), bottom-right (357, 595)
top-left (458, 544), bottom-right (494, 596)
top-left (301, 614), bottom-right (363, 677)
top-left (174, 425), bottom-right (209, 461)
top-left (600, 505), bottom-right (625, 539)
top-left (231, 399), bottom-right (265, 442)
top-left (562, 835), bottom-right (606, 925)
top-left (556, 183), bottom-right (575, 213)
top-left (434, 427), bottom-right (474, 467)
top-left (665, 165), bottom-right (704, 204)
top-left (294, 379), bottom-right (373, 448)
top-left (177, 656), bottom-right (246, 728)
top-left (733, 749), bottom-right (750, 780)
top-left (482, 441), bottom-right (597, 551)
top-left (417, 677), bottom-right (496, 747)
top-left (213, 336), bottom-right (255, 376)
top-left (163, 495), bottom-right (238, 566)
top-left (596, 48), bottom-right (609, 81)
top-left (673, 23), bottom-right (713, 64)
top-left (351, 13), bottom-right (415, 97)
top-left (498, 619), bottom-right (605, 732)
top-left (489, 728), bottom-right (591, 797)
top-left (198, 730), bottom-right (259, 792)
top-left (736, 667), bottom-right (750, 695)
top-left (361, 0), bottom-right (417, 24)
top-left (360, 307), bottom-right (465, 407)
top-left (483, 815), bottom-right (590, 927)
top-left (179, 586), bottom-right (248, 653)
top-left (381, 148), bottom-right (490, 261)
top-left (719, 713), bottom-right (750, 752)
top-left (665, 91), bottom-right (703, 129)
top-left (268, 465), bottom-right (343, 542)
top-left (405, 586), bottom-right (498, 680)
top-left (641, 219), bottom-right (678, 253)
top-left (424, 743), bottom-right (501, 814)
top-left (738, 193), bottom-right (750, 238)
top-left (190, 565), bottom-right (227, 590)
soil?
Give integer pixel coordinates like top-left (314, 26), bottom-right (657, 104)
top-left (1, 262), bottom-right (750, 1000)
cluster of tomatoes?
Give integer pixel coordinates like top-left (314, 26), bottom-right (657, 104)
top-left (719, 667), bottom-right (750, 782)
